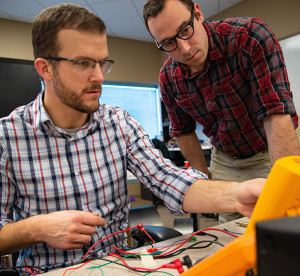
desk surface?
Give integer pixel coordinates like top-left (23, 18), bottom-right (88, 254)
top-left (167, 144), bottom-right (212, 151)
top-left (43, 217), bottom-right (249, 275)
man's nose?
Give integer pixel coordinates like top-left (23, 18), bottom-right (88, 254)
top-left (89, 63), bottom-right (104, 83)
top-left (176, 38), bottom-right (191, 54)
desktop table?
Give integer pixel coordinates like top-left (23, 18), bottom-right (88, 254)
top-left (43, 217), bottom-right (249, 275)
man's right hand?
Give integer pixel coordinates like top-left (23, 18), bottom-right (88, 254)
top-left (0, 210), bottom-right (106, 253)
top-left (37, 210), bottom-right (106, 250)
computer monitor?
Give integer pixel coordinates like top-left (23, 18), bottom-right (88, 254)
top-left (0, 57), bottom-right (41, 118)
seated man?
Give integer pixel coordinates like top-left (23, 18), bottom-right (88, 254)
top-left (0, 4), bottom-right (265, 273)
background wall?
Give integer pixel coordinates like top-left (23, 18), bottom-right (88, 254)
top-left (0, 18), bottom-right (162, 84)
top-left (0, 0), bottom-right (299, 84)
top-left (279, 34), bottom-right (300, 119)
top-left (207, 0), bottom-right (300, 40)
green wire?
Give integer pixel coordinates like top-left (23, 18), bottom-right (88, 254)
top-left (143, 271), bottom-right (175, 276)
top-left (87, 253), bottom-right (175, 276)
top-left (94, 266), bottom-right (104, 276)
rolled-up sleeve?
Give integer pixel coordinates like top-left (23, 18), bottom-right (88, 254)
top-left (245, 18), bottom-right (298, 126)
top-left (0, 144), bottom-right (15, 229)
top-left (125, 112), bottom-right (206, 215)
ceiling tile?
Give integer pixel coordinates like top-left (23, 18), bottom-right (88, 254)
top-left (89, 0), bottom-right (139, 21)
top-left (36, 0), bottom-right (90, 8)
top-left (131, 0), bottom-right (146, 16)
top-left (85, 0), bottom-right (112, 4)
top-left (0, 0), bottom-right (44, 17)
top-left (0, 0), bottom-right (245, 42)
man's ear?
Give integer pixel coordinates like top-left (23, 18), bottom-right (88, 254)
top-left (35, 58), bottom-right (53, 81)
top-left (194, 3), bottom-right (205, 22)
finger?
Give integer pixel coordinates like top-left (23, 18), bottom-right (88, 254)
top-left (81, 212), bottom-right (106, 226)
top-left (69, 232), bottom-right (93, 245)
top-left (78, 224), bottom-right (97, 235)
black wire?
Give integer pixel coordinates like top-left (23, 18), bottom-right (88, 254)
top-left (161, 232), bottom-right (218, 254)
top-left (85, 232), bottom-right (150, 261)
top-left (94, 257), bottom-right (151, 273)
top-left (154, 239), bottom-right (225, 259)
top-left (119, 232), bottom-right (219, 259)
top-left (88, 235), bottom-right (225, 273)
top-left (4, 232), bottom-right (221, 274)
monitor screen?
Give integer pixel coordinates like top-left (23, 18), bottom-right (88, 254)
top-left (0, 58), bottom-right (42, 118)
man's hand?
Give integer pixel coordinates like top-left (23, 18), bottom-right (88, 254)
top-left (183, 178), bottom-right (266, 217)
top-left (38, 210), bottom-right (106, 250)
top-left (236, 178), bottom-right (266, 218)
top-left (0, 210), bottom-right (106, 253)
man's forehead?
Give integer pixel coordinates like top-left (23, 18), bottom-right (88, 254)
top-left (56, 29), bottom-right (108, 57)
top-left (148, 4), bottom-right (191, 42)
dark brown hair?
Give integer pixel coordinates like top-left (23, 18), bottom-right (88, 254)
top-left (143, 0), bottom-right (195, 34)
top-left (32, 3), bottom-right (106, 59)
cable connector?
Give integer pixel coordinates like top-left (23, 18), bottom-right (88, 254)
top-left (135, 223), bottom-right (155, 244)
top-left (182, 255), bottom-right (193, 268)
top-left (162, 258), bottom-right (184, 273)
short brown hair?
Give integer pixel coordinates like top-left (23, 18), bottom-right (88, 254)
top-left (143, 0), bottom-right (194, 34)
top-left (32, 3), bottom-right (106, 59)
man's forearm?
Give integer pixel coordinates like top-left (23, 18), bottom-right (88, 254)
top-left (0, 216), bottom-right (42, 253)
top-left (264, 114), bottom-right (299, 164)
top-left (183, 178), bottom-right (266, 217)
top-left (182, 179), bottom-right (238, 214)
top-left (176, 132), bottom-right (209, 175)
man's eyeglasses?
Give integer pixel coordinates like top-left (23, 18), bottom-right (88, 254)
top-left (44, 57), bottom-right (114, 74)
top-left (156, 11), bottom-right (195, 52)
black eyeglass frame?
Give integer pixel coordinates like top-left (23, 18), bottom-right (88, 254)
top-left (156, 11), bottom-right (195, 52)
top-left (43, 57), bottom-right (114, 73)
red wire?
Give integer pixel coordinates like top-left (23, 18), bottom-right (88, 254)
top-left (24, 267), bottom-right (35, 276)
top-left (199, 228), bottom-right (239, 238)
top-left (62, 260), bottom-right (93, 276)
top-left (108, 253), bottom-right (169, 272)
top-left (106, 227), bottom-right (238, 258)
top-left (23, 226), bottom-right (236, 275)
top-left (152, 227), bottom-right (239, 258)
top-left (30, 268), bottom-right (41, 274)
top-left (81, 223), bottom-right (154, 262)
top-left (111, 246), bottom-right (142, 255)
top-left (67, 227), bottom-right (237, 274)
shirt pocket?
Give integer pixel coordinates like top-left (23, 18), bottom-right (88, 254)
top-left (213, 82), bottom-right (248, 127)
top-left (175, 92), bottom-right (214, 123)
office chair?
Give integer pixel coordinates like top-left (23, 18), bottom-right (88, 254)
top-left (131, 225), bottom-right (183, 247)
top-left (129, 205), bottom-right (183, 247)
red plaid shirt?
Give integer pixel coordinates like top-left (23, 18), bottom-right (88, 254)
top-left (160, 17), bottom-right (298, 158)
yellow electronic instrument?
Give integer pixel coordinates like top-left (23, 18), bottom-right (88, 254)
top-left (181, 156), bottom-right (300, 276)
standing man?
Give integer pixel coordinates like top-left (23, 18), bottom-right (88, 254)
top-left (143, 0), bottom-right (299, 222)
top-left (0, 3), bottom-right (265, 273)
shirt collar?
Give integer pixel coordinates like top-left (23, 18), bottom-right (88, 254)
top-left (34, 91), bottom-right (51, 131)
top-left (203, 21), bottom-right (225, 61)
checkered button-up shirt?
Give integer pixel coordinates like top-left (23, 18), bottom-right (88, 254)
top-left (160, 17), bottom-right (298, 158)
top-left (0, 92), bottom-right (206, 273)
